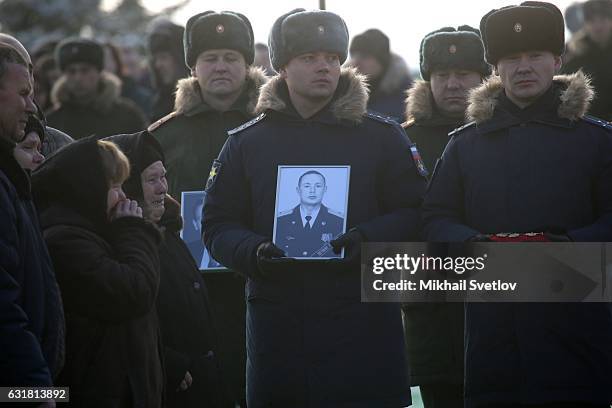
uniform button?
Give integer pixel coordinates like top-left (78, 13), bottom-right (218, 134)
top-left (302, 251), bottom-right (308, 256)
top-left (193, 282), bottom-right (201, 290)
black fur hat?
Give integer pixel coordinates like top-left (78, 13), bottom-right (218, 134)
top-left (419, 25), bottom-right (490, 81)
top-left (350, 29), bottom-right (391, 69)
top-left (184, 11), bottom-right (254, 68)
top-left (480, 1), bottom-right (565, 65)
top-left (268, 9), bottom-right (349, 72)
top-left (55, 38), bottom-right (104, 71)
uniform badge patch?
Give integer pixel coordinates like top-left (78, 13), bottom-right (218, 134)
top-left (410, 145), bottom-right (429, 177)
top-left (205, 160), bottom-right (222, 192)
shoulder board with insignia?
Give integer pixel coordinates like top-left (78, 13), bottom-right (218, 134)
top-left (227, 113), bottom-right (266, 136)
top-left (278, 208), bottom-right (293, 216)
top-left (365, 111), bottom-right (399, 126)
top-left (401, 118), bottom-right (416, 129)
top-left (448, 121), bottom-right (476, 137)
top-left (582, 115), bottom-right (612, 131)
top-left (327, 208), bottom-right (344, 218)
top-left (147, 111), bottom-right (180, 132)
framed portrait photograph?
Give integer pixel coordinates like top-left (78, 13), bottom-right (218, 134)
top-left (273, 166), bottom-right (350, 259)
top-left (180, 191), bottom-right (226, 271)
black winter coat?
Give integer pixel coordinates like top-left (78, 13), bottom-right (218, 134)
top-left (562, 30), bottom-right (612, 120)
top-left (0, 137), bottom-right (64, 386)
top-left (156, 198), bottom-right (231, 407)
top-left (203, 68), bottom-right (427, 408)
top-left (401, 79), bottom-right (465, 387)
top-left (32, 137), bottom-right (164, 407)
top-left (423, 72), bottom-right (612, 406)
top-left (46, 72), bottom-right (147, 140)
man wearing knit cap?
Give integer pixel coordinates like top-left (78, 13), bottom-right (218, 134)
top-left (401, 26), bottom-right (489, 408)
top-left (563, 0), bottom-right (612, 119)
top-left (203, 8), bottom-right (426, 407)
top-left (423, 2), bottom-right (612, 407)
top-left (148, 10), bottom-right (267, 407)
top-left (147, 19), bottom-right (190, 121)
top-left (349, 28), bottom-right (413, 122)
top-left (46, 38), bottom-right (147, 140)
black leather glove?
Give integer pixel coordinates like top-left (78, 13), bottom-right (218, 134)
top-left (255, 241), bottom-right (287, 277)
top-left (330, 228), bottom-right (364, 262)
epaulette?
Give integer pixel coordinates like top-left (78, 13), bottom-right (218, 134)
top-left (365, 111), bottom-right (399, 126)
top-left (147, 111), bottom-right (180, 132)
top-left (228, 113), bottom-right (266, 136)
top-left (278, 208), bottom-right (293, 217)
top-left (401, 118), bottom-right (416, 129)
top-left (448, 121), bottom-right (476, 137)
top-left (582, 115), bottom-right (612, 131)
top-left (328, 208), bottom-right (344, 218)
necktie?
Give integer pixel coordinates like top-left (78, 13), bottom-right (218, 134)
top-left (305, 215), bottom-right (312, 231)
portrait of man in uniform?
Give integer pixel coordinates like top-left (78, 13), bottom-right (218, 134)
top-left (181, 191), bottom-right (224, 270)
top-left (273, 166), bottom-right (349, 259)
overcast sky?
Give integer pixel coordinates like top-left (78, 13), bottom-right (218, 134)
top-left (103, 0), bottom-right (575, 69)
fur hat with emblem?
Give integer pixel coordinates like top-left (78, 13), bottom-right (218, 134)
top-left (419, 25), bottom-right (490, 81)
top-left (183, 11), bottom-right (254, 68)
top-left (268, 8), bottom-right (349, 72)
top-left (55, 38), bottom-right (104, 72)
top-left (480, 1), bottom-right (565, 65)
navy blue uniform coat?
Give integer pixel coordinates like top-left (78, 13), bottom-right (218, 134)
top-left (203, 68), bottom-right (426, 408)
top-left (423, 72), bottom-right (612, 406)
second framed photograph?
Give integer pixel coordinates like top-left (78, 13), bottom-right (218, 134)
top-left (273, 165), bottom-right (350, 259)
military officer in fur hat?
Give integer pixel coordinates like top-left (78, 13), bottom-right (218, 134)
top-left (401, 25), bottom-right (490, 408)
top-left (203, 8), bottom-right (426, 407)
top-left (423, 2), bottom-right (612, 406)
top-left (148, 11), bottom-right (268, 406)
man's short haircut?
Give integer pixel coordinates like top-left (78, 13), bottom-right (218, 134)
top-left (0, 45), bottom-right (28, 87)
top-left (97, 139), bottom-right (131, 188)
top-left (298, 170), bottom-right (326, 187)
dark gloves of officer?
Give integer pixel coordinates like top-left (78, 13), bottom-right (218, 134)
top-left (255, 241), bottom-right (286, 277)
top-left (330, 228), bottom-right (365, 262)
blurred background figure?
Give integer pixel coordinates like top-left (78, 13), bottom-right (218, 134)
top-left (564, 1), bottom-right (585, 34)
top-left (349, 28), bottom-right (413, 122)
top-left (33, 54), bottom-right (61, 113)
top-left (14, 116), bottom-right (46, 171)
top-left (563, 0), bottom-right (612, 119)
top-left (253, 42), bottom-right (274, 76)
top-left (104, 41), bottom-right (153, 119)
top-left (46, 37), bottom-right (148, 139)
top-left (147, 18), bottom-right (189, 122)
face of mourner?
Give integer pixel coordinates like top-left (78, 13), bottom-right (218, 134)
top-left (496, 50), bottom-right (561, 108)
top-left (153, 51), bottom-right (179, 86)
top-left (65, 62), bottom-right (101, 100)
top-left (585, 15), bottom-right (612, 46)
top-left (430, 69), bottom-right (482, 118)
top-left (141, 160), bottom-right (168, 223)
top-left (194, 49), bottom-right (247, 98)
top-left (14, 131), bottom-right (44, 171)
top-left (350, 52), bottom-right (384, 79)
top-left (281, 51), bottom-right (341, 102)
top-left (297, 173), bottom-right (326, 207)
top-left (0, 63), bottom-right (35, 142)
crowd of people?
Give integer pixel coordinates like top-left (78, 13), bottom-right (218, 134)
top-left (1, 1), bottom-right (612, 407)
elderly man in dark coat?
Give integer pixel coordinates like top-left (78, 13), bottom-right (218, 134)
top-left (0, 45), bottom-right (64, 387)
top-left (203, 9), bottom-right (426, 407)
top-left (423, 2), bottom-right (612, 406)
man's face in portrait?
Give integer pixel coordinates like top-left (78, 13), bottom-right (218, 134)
top-left (297, 172), bottom-right (326, 207)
